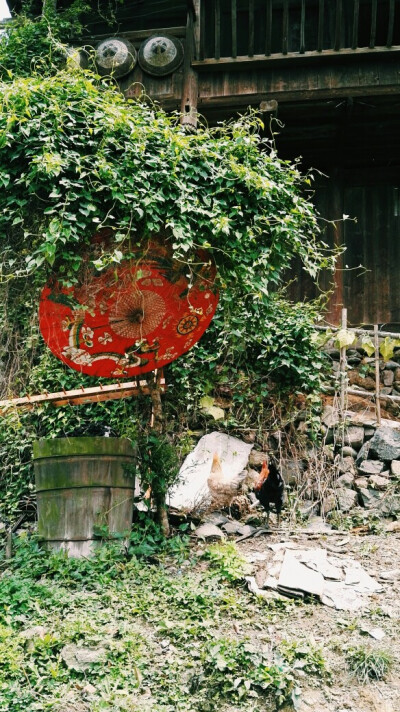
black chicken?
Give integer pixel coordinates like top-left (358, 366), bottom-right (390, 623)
top-left (254, 460), bottom-right (285, 527)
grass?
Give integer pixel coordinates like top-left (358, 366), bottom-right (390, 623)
top-left (346, 645), bottom-right (393, 684)
top-left (0, 527), bottom-right (331, 712)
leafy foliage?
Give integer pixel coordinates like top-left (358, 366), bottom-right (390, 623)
top-left (203, 541), bottom-right (250, 582)
top-left (0, 3), bottom-right (339, 517)
top-left (0, 533), bottom-right (333, 711)
top-left (0, 1), bottom-right (89, 80)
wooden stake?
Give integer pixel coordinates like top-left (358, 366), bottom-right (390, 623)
top-left (149, 370), bottom-right (170, 537)
top-left (339, 308), bottom-right (347, 453)
top-left (374, 324), bottom-right (382, 426)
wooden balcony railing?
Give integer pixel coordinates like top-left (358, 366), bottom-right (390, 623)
top-left (197, 0), bottom-right (399, 62)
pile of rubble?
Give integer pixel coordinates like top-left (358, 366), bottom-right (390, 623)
top-left (319, 408), bottom-right (400, 519)
top-left (167, 424), bottom-right (400, 523)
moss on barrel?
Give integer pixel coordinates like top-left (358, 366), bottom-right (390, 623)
top-left (33, 437), bottom-right (136, 557)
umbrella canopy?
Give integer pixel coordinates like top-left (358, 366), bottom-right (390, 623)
top-left (39, 241), bottom-right (219, 379)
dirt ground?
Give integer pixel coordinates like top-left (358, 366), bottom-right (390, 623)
top-left (234, 526), bottom-right (400, 712)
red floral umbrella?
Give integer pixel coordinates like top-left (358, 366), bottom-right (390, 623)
top-left (39, 241), bottom-right (219, 379)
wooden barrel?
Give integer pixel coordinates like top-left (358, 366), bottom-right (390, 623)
top-left (33, 437), bottom-right (136, 557)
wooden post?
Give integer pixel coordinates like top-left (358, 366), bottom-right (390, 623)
top-left (149, 371), bottom-right (170, 537)
top-left (374, 324), bottom-right (382, 426)
top-left (5, 530), bottom-right (12, 560)
top-left (181, 6), bottom-right (198, 130)
top-left (339, 308), bottom-right (347, 453)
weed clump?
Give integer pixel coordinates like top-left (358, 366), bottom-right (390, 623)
top-left (346, 645), bottom-right (393, 683)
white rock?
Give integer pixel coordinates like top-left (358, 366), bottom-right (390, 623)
top-left (168, 432), bottom-right (253, 511)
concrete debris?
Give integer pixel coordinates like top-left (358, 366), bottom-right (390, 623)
top-left (278, 550), bottom-right (325, 598)
top-left (168, 432), bottom-right (253, 511)
top-left (203, 512), bottom-right (230, 526)
top-left (61, 644), bottom-right (107, 672)
top-left (344, 564), bottom-right (382, 593)
top-left (305, 516), bottom-right (333, 533)
top-left (360, 625), bottom-right (386, 641)
top-left (378, 568), bottom-right (400, 581)
top-left (221, 520), bottom-right (243, 535)
top-left (245, 576), bottom-right (288, 601)
top-left (193, 523), bottom-right (225, 541)
top-left (255, 545), bottom-right (384, 610)
top-left (321, 581), bottom-right (363, 611)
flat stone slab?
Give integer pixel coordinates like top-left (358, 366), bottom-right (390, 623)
top-left (369, 474), bottom-right (390, 489)
top-left (194, 523), bottom-right (225, 541)
top-left (357, 460), bottom-right (385, 476)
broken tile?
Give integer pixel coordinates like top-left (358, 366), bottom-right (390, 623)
top-left (278, 551), bottom-right (325, 597)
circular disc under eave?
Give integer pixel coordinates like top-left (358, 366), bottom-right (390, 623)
top-left (95, 37), bottom-right (137, 78)
top-left (39, 251), bottom-right (219, 379)
top-left (138, 34), bottom-right (183, 76)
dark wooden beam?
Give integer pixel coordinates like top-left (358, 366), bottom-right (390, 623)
top-left (282, 0), bottom-right (289, 55)
top-left (334, 0), bottom-right (342, 52)
top-left (197, 84), bottom-right (400, 110)
top-left (265, 0), bottom-right (272, 56)
top-left (231, 0), bottom-right (237, 59)
top-left (317, 0), bottom-right (325, 52)
top-left (214, 0), bottom-right (221, 60)
top-left (370, 0), bottom-right (377, 49)
top-left (352, 0), bottom-right (359, 50)
top-left (193, 46), bottom-right (400, 71)
top-left (300, 0), bottom-right (306, 54)
top-left (387, 0), bottom-right (395, 48)
top-left (248, 0), bottom-right (255, 57)
top-left (200, 0), bottom-right (205, 59)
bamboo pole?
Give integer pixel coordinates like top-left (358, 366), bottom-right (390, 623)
top-left (374, 324), bottom-right (382, 425)
top-left (0, 378), bottom-right (166, 414)
top-left (314, 325), bottom-right (400, 339)
top-left (323, 385), bottom-right (400, 404)
top-left (339, 308), bottom-right (348, 453)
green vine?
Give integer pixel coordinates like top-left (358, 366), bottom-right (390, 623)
top-left (0, 4), bottom-right (340, 518)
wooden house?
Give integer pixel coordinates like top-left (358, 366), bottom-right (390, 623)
top-left (8, 0), bottom-right (400, 327)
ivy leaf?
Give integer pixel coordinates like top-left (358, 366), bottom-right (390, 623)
top-left (379, 337), bottom-right (400, 362)
top-left (361, 336), bottom-right (375, 357)
top-left (199, 396), bottom-right (225, 421)
top-left (335, 329), bottom-right (356, 349)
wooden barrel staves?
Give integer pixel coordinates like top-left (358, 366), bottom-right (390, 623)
top-left (33, 437), bottom-right (137, 557)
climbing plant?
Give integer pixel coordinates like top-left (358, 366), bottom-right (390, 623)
top-left (0, 2), bottom-right (340, 518)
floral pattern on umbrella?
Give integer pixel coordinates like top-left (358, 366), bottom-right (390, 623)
top-left (39, 242), bottom-right (219, 378)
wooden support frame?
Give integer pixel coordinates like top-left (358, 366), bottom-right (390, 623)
top-left (0, 376), bottom-right (166, 414)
